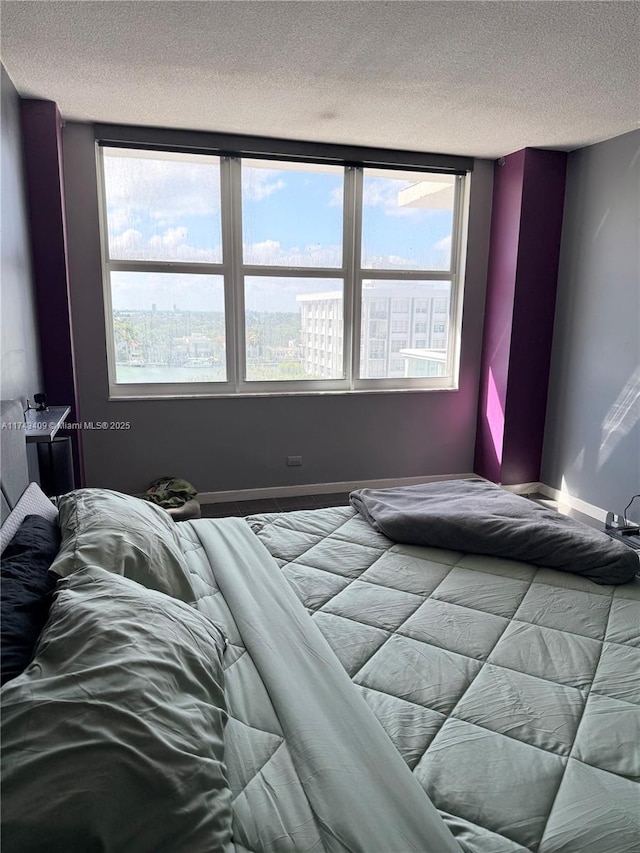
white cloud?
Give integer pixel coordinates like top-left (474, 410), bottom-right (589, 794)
top-left (434, 234), bottom-right (452, 266)
top-left (149, 226), bottom-right (189, 249)
top-left (387, 254), bottom-right (416, 266)
top-left (243, 169), bottom-right (286, 201)
top-left (363, 177), bottom-right (426, 218)
top-left (107, 208), bottom-right (133, 233)
top-left (434, 235), bottom-right (452, 253)
top-left (104, 152), bottom-right (221, 228)
top-left (328, 187), bottom-right (344, 208)
top-left (245, 275), bottom-right (341, 313)
top-left (361, 239), bottom-right (452, 270)
top-left (111, 270), bottom-right (225, 312)
top-left (244, 239), bottom-right (342, 268)
top-left (360, 251), bottom-right (418, 269)
top-left (111, 225), bottom-right (221, 263)
top-left (110, 228), bottom-right (144, 254)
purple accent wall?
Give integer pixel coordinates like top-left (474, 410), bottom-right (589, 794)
top-left (475, 148), bottom-right (567, 485)
top-left (20, 99), bottom-right (84, 485)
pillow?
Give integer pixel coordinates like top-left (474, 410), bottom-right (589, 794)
top-left (1, 566), bottom-right (232, 853)
top-left (0, 482), bottom-right (58, 554)
top-left (0, 514), bottom-right (61, 686)
top-left (49, 488), bottom-right (197, 601)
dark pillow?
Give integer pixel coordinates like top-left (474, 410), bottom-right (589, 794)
top-left (1, 514), bottom-right (61, 685)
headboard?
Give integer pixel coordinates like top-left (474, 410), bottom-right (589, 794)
top-left (1, 399), bottom-right (29, 523)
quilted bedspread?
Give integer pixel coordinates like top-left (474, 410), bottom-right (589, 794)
top-left (179, 517), bottom-right (462, 853)
top-left (244, 506), bottom-right (640, 853)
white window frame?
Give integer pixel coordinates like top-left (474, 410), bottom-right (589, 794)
top-left (97, 143), bottom-right (470, 399)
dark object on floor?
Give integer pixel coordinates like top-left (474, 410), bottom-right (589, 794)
top-left (138, 477), bottom-right (201, 520)
top-left (200, 492), bottom-right (352, 518)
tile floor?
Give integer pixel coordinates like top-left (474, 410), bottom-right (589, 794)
top-left (200, 492), bottom-right (352, 518)
top-left (200, 488), bottom-right (606, 529)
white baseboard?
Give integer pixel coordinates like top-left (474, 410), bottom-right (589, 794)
top-left (199, 475), bottom-right (608, 524)
top-left (499, 482), bottom-right (541, 496)
top-left (476, 478), bottom-right (606, 522)
top-left (498, 480), bottom-right (606, 522)
top-left (535, 483), bottom-right (607, 523)
top-left (198, 472), bottom-right (477, 504)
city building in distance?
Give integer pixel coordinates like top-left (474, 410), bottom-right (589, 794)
top-left (298, 280), bottom-right (450, 379)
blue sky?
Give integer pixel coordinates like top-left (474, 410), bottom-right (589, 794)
top-left (104, 150), bottom-right (455, 312)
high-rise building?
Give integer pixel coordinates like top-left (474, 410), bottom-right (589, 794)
top-left (297, 281), bottom-right (450, 379)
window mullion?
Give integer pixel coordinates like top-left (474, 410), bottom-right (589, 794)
top-left (350, 269), bottom-right (455, 281)
top-left (344, 167), bottom-right (363, 388)
top-left (240, 265), bottom-right (345, 278)
top-left (447, 174), bottom-right (469, 382)
top-left (223, 156), bottom-right (244, 389)
top-left (96, 145), bottom-right (119, 394)
top-left (108, 259), bottom-right (226, 275)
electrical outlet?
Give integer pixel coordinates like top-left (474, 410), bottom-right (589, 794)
top-left (286, 455), bottom-right (302, 467)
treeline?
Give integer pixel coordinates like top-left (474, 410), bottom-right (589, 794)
top-left (113, 309), bottom-right (303, 356)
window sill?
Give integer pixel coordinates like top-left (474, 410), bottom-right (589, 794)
top-left (107, 384), bottom-right (460, 402)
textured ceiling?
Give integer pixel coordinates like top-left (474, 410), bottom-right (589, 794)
top-left (1, 1), bottom-right (638, 159)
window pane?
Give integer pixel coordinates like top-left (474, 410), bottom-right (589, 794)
top-left (242, 160), bottom-right (343, 268)
top-left (245, 277), bottom-right (343, 381)
top-left (110, 272), bottom-right (226, 383)
top-left (359, 280), bottom-right (450, 379)
top-left (103, 148), bottom-right (222, 263)
top-left (361, 169), bottom-right (455, 270)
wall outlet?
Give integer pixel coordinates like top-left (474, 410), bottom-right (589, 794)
top-left (286, 455), bottom-right (303, 466)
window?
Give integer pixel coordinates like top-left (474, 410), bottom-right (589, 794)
top-left (98, 144), bottom-right (468, 397)
top-left (368, 343), bottom-right (386, 360)
top-left (368, 320), bottom-right (388, 339)
top-left (391, 318), bottom-right (409, 334)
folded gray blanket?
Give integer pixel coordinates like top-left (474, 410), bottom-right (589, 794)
top-left (350, 479), bottom-right (639, 585)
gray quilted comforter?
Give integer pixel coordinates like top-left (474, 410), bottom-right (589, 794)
top-left (349, 479), bottom-right (639, 585)
top-left (180, 518), bottom-right (462, 853)
top-left (245, 506), bottom-right (640, 853)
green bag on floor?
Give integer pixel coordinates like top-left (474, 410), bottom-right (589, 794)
top-left (139, 477), bottom-right (198, 509)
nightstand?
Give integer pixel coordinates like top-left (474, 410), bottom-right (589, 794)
top-left (25, 406), bottom-right (73, 496)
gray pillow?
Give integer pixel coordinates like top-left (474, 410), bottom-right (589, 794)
top-left (50, 488), bottom-right (197, 601)
top-left (1, 566), bottom-right (233, 853)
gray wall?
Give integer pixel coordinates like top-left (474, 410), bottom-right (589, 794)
top-left (0, 65), bottom-right (42, 406)
top-left (542, 130), bottom-right (640, 520)
top-left (62, 121), bottom-right (493, 495)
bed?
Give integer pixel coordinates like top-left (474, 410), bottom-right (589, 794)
top-left (1, 402), bottom-right (639, 853)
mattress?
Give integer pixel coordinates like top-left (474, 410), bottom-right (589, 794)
top-left (3, 489), bottom-right (638, 853)
top-left (2, 501), bottom-right (461, 853)
top-left (243, 506), bottom-right (640, 853)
